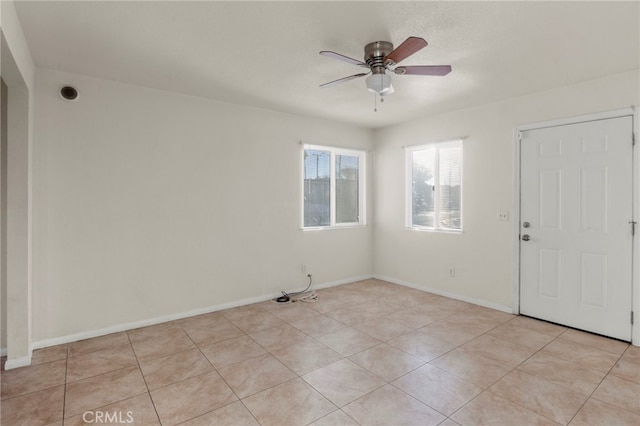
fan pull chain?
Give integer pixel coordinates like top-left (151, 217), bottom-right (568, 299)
top-left (373, 93), bottom-right (386, 112)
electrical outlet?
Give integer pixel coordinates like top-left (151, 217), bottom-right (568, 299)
top-left (497, 210), bottom-right (509, 221)
top-left (449, 266), bottom-right (455, 278)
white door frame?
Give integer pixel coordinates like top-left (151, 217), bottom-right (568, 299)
top-left (513, 107), bottom-right (639, 346)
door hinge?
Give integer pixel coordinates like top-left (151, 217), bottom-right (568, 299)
top-left (633, 132), bottom-right (636, 146)
top-left (630, 221), bottom-right (637, 236)
top-left (631, 311), bottom-right (634, 325)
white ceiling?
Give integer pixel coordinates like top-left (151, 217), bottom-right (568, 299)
top-left (14, 1), bottom-right (640, 129)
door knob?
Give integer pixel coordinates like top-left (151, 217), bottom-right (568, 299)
top-left (522, 234), bottom-right (530, 241)
top-left (523, 222), bottom-right (530, 228)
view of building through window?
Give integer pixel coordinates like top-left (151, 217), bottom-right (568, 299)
top-left (304, 149), bottom-right (331, 227)
top-left (303, 145), bottom-right (364, 228)
top-left (408, 140), bottom-right (462, 231)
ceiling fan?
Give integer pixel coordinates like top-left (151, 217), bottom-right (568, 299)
top-left (319, 36), bottom-right (451, 97)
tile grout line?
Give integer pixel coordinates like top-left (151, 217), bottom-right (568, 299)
top-left (176, 324), bottom-right (237, 422)
top-left (179, 320), bottom-right (263, 425)
top-left (235, 303), bottom-right (368, 423)
top-left (63, 344), bottom-right (149, 422)
top-left (61, 351), bottom-right (68, 425)
top-left (481, 323), bottom-right (572, 422)
top-left (444, 322), bottom-right (625, 426)
top-left (564, 344), bottom-right (631, 425)
top-left (426, 317), bottom-right (555, 424)
top-left (0, 362), bottom-right (66, 402)
top-left (221, 306), bottom-right (363, 425)
top-left (387, 379), bottom-right (452, 421)
top-left (126, 330), bottom-right (163, 425)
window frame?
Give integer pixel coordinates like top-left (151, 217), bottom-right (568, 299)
top-left (302, 143), bottom-right (366, 230)
top-left (405, 139), bottom-right (463, 232)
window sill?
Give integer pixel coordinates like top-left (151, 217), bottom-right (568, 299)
top-left (302, 224), bottom-right (367, 232)
top-left (405, 226), bottom-right (463, 234)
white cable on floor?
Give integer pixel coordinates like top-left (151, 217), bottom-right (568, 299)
top-left (291, 290), bottom-right (318, 303)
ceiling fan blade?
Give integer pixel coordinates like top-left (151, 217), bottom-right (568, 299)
top-left (319, 51), bottom-right (369, 68)
top-left (394, 65), bottom-right (452, 76)
top-left (385, 36), bottom-right (428, 65)
top-left (319, 73), bottom-right (368, 88)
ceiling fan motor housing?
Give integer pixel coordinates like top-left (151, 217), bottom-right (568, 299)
top-left (365, 41), bottom-right (394, 73)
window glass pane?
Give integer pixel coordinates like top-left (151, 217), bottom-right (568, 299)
top-left (438, 146), bottom-right (462, 229)
top-left (412, 149), bottom-right (435, 227)
top-left (304, 149), bottom-right (330, 227)
top-left (336, 155), bottom-right (359, 223)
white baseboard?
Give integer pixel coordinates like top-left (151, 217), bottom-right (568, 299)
top-left (373, 274), bottom-right (514, 314)
top-left (0, 347), bottom-right (6, 357)
top-left (4, 354), bottom-right (32, 370)
top-left (310, 274), bottom-right (374, 291)
top-left (32, 274), bottom-right (374, 351)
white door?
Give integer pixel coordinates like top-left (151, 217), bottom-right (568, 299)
top-left (520, 116), bottom-right (633, 341)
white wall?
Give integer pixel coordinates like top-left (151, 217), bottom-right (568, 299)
top-left (25, 55), bottom-right (640, 346)
top-left (1, 0), bottom-right (36, 366)
top-left (32, 68), bottom-right (373, 342)
top-left (373, 70), bottom-right (640, 311)
top-left (0, 0), bottom-right (35, 88)
top-left (1, 77), bottom-right (7, 352)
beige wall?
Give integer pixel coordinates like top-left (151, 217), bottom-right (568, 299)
top-left (373, 70), bottom-right (640, 311)
top-left (32, 68), bottom-right (373, 342)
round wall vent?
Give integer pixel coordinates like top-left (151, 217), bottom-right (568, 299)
top-left (59, 85), bottom-right (79, 101)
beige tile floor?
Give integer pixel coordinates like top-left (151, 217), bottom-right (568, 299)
top-left (1, 279), bottom-right (638, 425)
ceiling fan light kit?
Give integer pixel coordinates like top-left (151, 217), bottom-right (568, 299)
top-left (366, 73), bottom-right (392, 95)
top-left (319, 36), bottom-right (452, 107)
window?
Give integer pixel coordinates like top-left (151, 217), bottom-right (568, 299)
top-left (406, 140), bottom-right (463, 231)
top-left (303, 144), bottom-right (365, 228)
